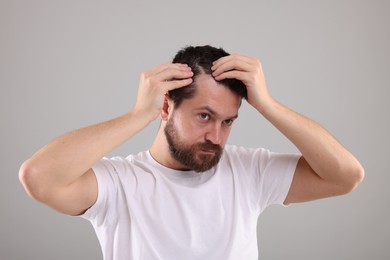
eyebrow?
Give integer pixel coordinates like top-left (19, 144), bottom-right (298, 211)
top-left (195, 106), bottom-right (238, 120)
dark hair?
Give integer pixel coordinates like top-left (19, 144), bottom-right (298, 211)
top-left (168, 45), bottom-right (247, 108)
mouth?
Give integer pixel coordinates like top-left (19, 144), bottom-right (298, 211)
top-left (197, 142), bottom-right (222, 155)
top-left (200, 149), bottom-right (217, 154)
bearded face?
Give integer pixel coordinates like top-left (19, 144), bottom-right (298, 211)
top-left (164, 116), bottom-right (223, 172)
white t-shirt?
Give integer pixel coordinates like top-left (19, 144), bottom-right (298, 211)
top-left (81, 145), bottom-right (300, 260)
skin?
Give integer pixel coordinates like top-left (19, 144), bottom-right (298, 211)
top-left (150, 74), bottom-right (240, 171)
top-left (211, 54), bottom-right (364, 204)
top-left (19, 54), bottom-right (364, 216)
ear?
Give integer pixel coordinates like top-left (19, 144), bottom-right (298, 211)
top-left (161, 94), bottom-right (173, 121)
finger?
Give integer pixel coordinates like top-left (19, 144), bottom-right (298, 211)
top-left (212, 54), bottom-right (254, 68)
top-left (213, 70), bottom-right (247, 82)
top-left (211, 59), bottom-right (253, 78)
top-left (165, 77), bottom-right (193, 91)
top-left (149, 62), bottom-right (190, 77)
top-left (155, 66), bottom-right (193, 82)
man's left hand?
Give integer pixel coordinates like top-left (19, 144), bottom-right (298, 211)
top-left (211, 54), bottom-right (271, 110)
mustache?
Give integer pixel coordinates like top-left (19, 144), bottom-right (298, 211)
top-left (196, 142), bottom-right (222, 152)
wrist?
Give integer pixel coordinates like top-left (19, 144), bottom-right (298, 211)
top-left (252, 95), bottom-right (278, 116)
top-left (128, 107), bottom-right (157, 126)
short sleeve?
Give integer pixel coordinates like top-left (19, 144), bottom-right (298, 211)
top-left (256, 151), bottom-right (300, 212)
top-left (225, 146), bottom-right (300, 213)
top-left (80, 157), bottom-right (126, 224)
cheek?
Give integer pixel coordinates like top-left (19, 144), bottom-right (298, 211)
top-left (187, 123), bottom-right (206, 141)
top-left (174, 115), bottom-right (204, 140)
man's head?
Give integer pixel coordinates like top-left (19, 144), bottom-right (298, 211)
top-left (168, 45), bottom-right (247, 108)
top-left (160, 45), bottom-right (246, 172)
top-left (163, 74), bottom-right (241, 172)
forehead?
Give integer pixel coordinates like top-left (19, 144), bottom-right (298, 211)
top-left (177, 74), bottom-right (241, 117)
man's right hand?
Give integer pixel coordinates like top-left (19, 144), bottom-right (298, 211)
top-left (19, 62), bottom-right (193, 216)
top-left (133, 63), bottom-right (193, 121)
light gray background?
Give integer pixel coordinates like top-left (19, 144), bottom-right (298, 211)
top-left (1, 0), bottom-right (389, 259)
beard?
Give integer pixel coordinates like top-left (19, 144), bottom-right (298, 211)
top-left (164, 117), bottom-right (223, 172)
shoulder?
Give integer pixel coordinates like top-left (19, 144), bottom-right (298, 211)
top-left (93, 151), bottom-right (150, 177)
top-left (221, 145), bottom-right (270, 174)
top-left (222, 145), bottom-right (300, 172)
top-left (223, 145), bottom-right (271, 160)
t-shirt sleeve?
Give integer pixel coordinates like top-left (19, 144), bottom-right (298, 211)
top-left (256, 151), bottom-right (300, 211)
top-left (80, 157), bottom-right (126, 223)
top-left (228, 146), bottom-right (300, 213)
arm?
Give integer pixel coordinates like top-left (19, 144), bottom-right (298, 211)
top-left (211, 54), bottom-right (364, 204)
top-left (19, 63), bottom-right (193, 215)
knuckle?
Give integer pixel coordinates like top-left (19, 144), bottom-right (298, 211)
top-left (249, 74), bottom-right (256, 82)
top-left (231, 55), bottom-right (239, 61)
top-left (150, 77), bottom-right (159, 85)
top-left (173, 81), bottom-right (183, 87)
top-left (141, 70), bottom-right (152, 80)
top-left (140, 71), bottom-right (148, 78)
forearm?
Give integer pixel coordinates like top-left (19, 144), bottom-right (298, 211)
top-left (211, 54), bottom-right (363, 201)
top-left (21, 110), bottom-right (151, 187)
top-left (19, 63), bottom-right (192, 213)
top-left (256, 98), bottom-right (363, 185)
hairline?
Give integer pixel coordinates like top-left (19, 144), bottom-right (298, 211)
top-left (171, 72), bottom-right (243, 110)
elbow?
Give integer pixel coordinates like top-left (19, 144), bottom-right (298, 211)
top-left (339, 162), bottom-right (365, 195)
top-left (19, 159), bottom-right (48, 202)
top-left (355, 162), bottom-right (365, 184)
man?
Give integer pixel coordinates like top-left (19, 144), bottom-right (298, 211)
top-left (19, 45), bottom-right (364, 259)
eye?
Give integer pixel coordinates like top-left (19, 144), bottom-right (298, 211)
top-left (199, 113), bottom-right (210, 121)
top-left (223, 119), bottom-right (234, 126)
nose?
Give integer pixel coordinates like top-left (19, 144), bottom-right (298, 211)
top-left (205, 123), bottom-right (222, 145)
